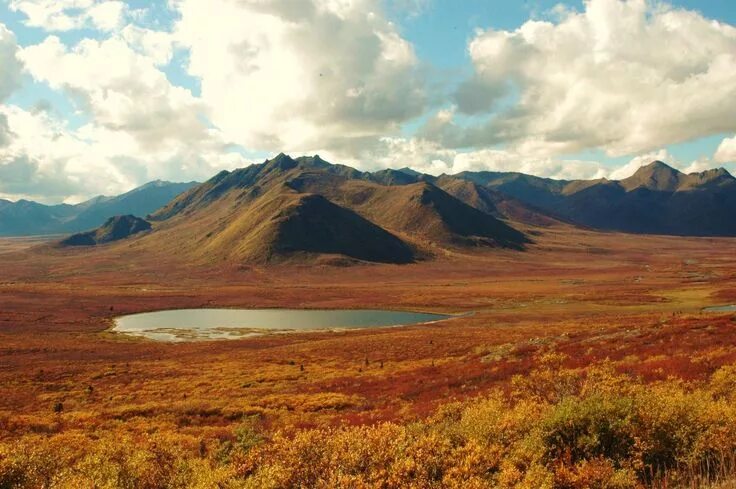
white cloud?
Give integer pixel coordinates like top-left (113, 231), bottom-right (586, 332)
top-left (0, 104), bottom-right (248, 203)
top-left (330, 135), bottom-right (611, 179)
top-left (0, 24), bottom-right (22, 102)
top-left (9, 0), bottom-right (127, 32)
top-left (2, 0), bottom-right (734, 202)
top-left (681, 158), bottom-right (717, 174)
top-left (452, 150), bottom-right (609, 180)
top-left (449, 0), bottom-right (736, 157)
top-left (715, 135), bottom-right (736, 163)
top-left (0, 105), bottom-right (117, 202)
top-left (120, 25), bottom-right (175, 66)
top-left (21, 35), bottom-right (208, 150)
top-left (1, 30), bottom-right (248, 203)
top-left (608, 149), bottom-right (675, 180)
top-left (172, 0), bottom-right (426, 153)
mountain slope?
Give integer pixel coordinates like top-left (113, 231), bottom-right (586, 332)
top-left (0, 181), bottom-right (198, 236)
top-left (0, 200), bottom-right (77, 236)
top-left (140, 154), bottom-right (529, 264)
top-left (226, 192), bottom-right (415, 263)
top-left (144, 184), bottom-right (418, 264)
top-left (63, 181), bottom-right (198, 232)
top-left (60, 215), bottom-right (152, 246)
top-left (455, 161), bottom-right (736, 236)
top-left (283, 168), bottom-right (529, 248)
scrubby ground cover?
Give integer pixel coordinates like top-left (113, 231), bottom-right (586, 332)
top-left (4, 360), bottom-right (736, 488)
top-left (2, 229), bottom-right (736, 487)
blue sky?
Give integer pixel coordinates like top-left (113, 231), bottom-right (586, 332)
top-left (0, 0), bottom-right (735, 202)
top-left (391, 0), bottom-right (736, 167)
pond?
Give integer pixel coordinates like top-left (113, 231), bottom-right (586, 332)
top-left (703, 305), bottom-right (736, 313)
top-left (113, 308), bottom-right (456, 342)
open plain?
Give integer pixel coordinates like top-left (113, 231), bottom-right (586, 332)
top-left (3, 225), bottom-right (736, 486)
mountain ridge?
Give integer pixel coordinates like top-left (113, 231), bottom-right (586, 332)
top-left (453, 160), bottom-right (736, 236)
top-left (0, 181), bottom-right (199, 236)
top-left (118, 154), bottom-right (531, 265)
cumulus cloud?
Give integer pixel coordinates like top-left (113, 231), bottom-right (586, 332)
top-left (2, 0), bottom-right (735, 202)
top-left (329, 135), bottom-right (611, 180)
top-left (0, 114), bottom-right (12, 147)
top-left (2, 26), bottom-right (247, 202)
top-left (21, 35), bottom-right (209, 150)
top-left (0, 103), bottom-right (248, 203)
top-left (715, 135), bottom-right (736, 163)
top-left (0, 24), bottom-right (22, 102)
top-left (608, 149), bottom-right (676, 180)
top-left (446, 0), bottom-right (736, 157)
top-left (9, 0), bottom-right (128, 32)
top-left (0, 105), bottom-right (113, 202)
top-left (120, 25), bottom-right (175, 66)
top-left (172, 0), bottom-right (426, 153)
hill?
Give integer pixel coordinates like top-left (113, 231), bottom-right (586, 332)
top-left (60, 215), bottom-right (152, 246)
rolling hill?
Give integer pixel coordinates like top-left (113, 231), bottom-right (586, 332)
top-left (60, 215), bottom-right (152, 246)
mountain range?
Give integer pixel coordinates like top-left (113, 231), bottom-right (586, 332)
top-left (456, 161), bottom-right (736, 236)
top-left (0, 180), bottom-right (198, 236)
top-left (128, 154), bottom-right (531, 264)
top-left (4, 155), bottom-right (735, 264)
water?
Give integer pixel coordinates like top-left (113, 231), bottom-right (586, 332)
top-left (703, 305), bottom-right (736, 313)
top-left (114, 308), bottom-right (455, 342)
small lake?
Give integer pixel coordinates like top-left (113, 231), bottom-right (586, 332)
top-left (703, 305), bottom-right (736, 313)
top-left (114, 308), bottom-right (455, 342)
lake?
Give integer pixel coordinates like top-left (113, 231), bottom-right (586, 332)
top-left (703, 305), bottom-right (736, 313)
top-left (114, 308), bottom-right (455, 342)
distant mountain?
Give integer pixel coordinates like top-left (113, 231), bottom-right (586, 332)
top-left (0, 180), bottom-right (198, 236)
top-left (0, 199), bottom-right (77, 236)
top-left (60, 215), bottom-right (152, 246)
top-left (454, 161), bottom-right (736, 236)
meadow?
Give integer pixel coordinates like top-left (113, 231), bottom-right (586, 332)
top-left (2, 226), bottom-right (736, 488)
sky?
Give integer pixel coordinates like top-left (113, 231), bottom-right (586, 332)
top-left (0, 0), bottom-right (735, 204)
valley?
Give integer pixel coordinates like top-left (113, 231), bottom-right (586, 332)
top-left (2, 223), bottom-right (736, 486)
top-left (2, 155), bottom-right (736, 487)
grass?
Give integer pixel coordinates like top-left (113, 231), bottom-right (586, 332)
top-left (1, 228), bottom-right (736, 486)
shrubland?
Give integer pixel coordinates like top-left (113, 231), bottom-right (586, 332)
top-left (4, 358), bottom-right (736, 488)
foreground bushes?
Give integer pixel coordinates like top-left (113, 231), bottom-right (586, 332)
top-left (3, 362), bottom-right (736, 488)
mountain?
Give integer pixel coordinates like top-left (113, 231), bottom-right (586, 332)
top-left (0, 199), bottom-right (78, 236)
top-left (0, 180), bottom-right (198, 236)
top-left (284, 172), bottom-right (528, 248)
top-left (217, 192), bottom-right (415, 263)
top-left (454, 161), bottom-right (736, 236)
top-left (129, 154), bottom-right (530, 264)
top-left (432, 176), bottom-right (562, 227)
top-left (60, 215), bottom-right (152, 246)
top-left (63, 181), bottom-right (198, 232)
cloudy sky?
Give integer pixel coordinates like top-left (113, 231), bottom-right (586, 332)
top-left (0, 0), bottom-right (735, 203)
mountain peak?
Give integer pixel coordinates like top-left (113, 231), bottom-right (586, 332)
top-left (621, 160), bottom-right (683, 191)
top-left (699, 167), bottom-right (733, 179)
top-left (678, 166), bottom-right (736, 190)
top-left (266, 153), bottom-right (298, 171)
top-left (638, 160), bottom-right (681, 176)
top-left (397, 167), bottom-right (422, 177)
